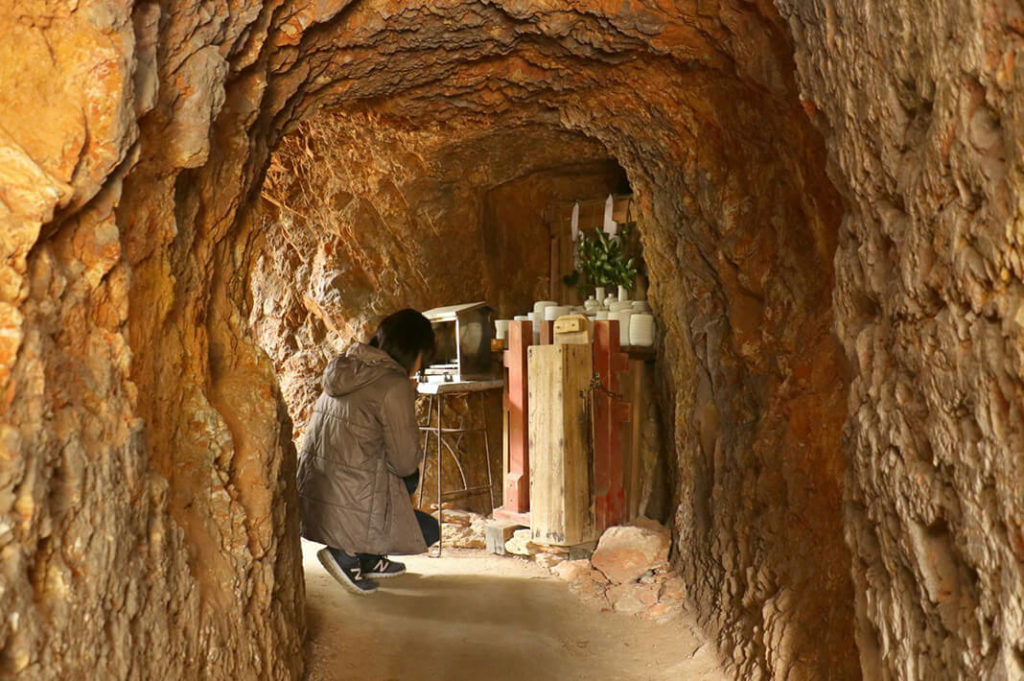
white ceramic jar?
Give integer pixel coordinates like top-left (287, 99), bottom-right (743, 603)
top-left (533, 300), bottom-right (558, 319)
top-left (495, 319), bottom-right (510, 340)
top-left (544, 305), bottom-right (570, 321)
top-left (629, 313), bottom-right (655, 347)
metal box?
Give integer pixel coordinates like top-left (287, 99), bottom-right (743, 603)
top-left (422, 301), bottom-right (495, 382)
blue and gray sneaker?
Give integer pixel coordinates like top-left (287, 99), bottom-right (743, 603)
top-left (318, 547), bottom-right (378, 595)
top-left (361, 555), bottom-right (407, 579)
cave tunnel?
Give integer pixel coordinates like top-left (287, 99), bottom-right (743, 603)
top-left (3, 1), bottom-right (1024, 681)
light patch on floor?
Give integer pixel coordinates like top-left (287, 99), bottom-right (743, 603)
top-left (302, 540), bottom-right (727, 681)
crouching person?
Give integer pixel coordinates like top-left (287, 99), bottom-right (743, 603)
top-left (297, 309), bottom-right (441, 595)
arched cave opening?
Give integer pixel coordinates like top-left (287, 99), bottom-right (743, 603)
top-left (228, 3), bottom-right (857, 675)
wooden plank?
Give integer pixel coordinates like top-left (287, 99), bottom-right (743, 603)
top-left (484, 519), bottom-right (522, 555)
top-left (554, 314), bottom-right (592, 345)
top-left (528, 344), bottom-right (596, 546)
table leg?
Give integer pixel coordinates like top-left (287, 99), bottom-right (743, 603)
top-left (481, 392), bottom-right (496, 514)
top-left (436, 393), bottom-right (444, 557)
top-left (417, 395), bottom-right (434, 508)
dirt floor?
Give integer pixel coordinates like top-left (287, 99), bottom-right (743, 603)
top-left (302, 540), bottom-right (728, 681)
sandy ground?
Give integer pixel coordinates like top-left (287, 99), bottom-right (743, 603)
top-left (302, 540), bottom-right (728, 681)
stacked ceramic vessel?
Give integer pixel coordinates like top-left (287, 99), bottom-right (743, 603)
top-left (493, 290), bottom-right (655, 348)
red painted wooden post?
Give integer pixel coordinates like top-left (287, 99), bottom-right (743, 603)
top-left (539, 320), bottom-right (555, 345)
top-left (499, 320), bottom-right (532, 517)
top-left (592, 321), bottom-right (631, 531)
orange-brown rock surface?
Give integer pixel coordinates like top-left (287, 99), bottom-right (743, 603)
top-left (13, 2), bottom-right (1018, 681)
top-left (779, 2), bottom-right (1024, 679)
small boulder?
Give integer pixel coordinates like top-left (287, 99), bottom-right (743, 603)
top-left (568, 569), bottom-right (611, 608)
top-left (606, 582), bottom-right (660, 615)
top-left (504, 528), bottom-right (534, 556)
top-left (659, 575), bottom-right (687, 603)
top-left (591, 518), bottom-right (671, 584)
top-left (553, 559), bottom-right (592, 582)
top-left (437, 509), bottom-right (476, 527)
top-left (534, 552), bottom-right (566, 570)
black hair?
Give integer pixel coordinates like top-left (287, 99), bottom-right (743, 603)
top-left (369, 308), bottom-right (435, 374)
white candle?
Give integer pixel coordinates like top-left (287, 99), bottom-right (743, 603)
top-left (571, 202), bottom-right (580, 267)
top-left (603, 194), bottom-right (617, 235)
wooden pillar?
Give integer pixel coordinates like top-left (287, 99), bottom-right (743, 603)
top-left (529, 344), bottom-right (596, 546)
top-left (497, 320), bottom-right (532, 519)
top-left (592, 320), bottom-right (631, 531)
top-left (539, 319), bottom-right (555, 345)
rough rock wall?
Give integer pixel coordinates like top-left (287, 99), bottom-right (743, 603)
top-left (778, 2), bottom-right (1024, 679)
top-left (0, 1), bottom-right (312, 678)
top-left (2, 1), bottom-right (859, 680)
top-left (575, 56), bottom-right (856, 681)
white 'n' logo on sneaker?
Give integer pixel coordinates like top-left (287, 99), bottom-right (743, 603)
top-left (351, 567), bottom-right (363, 581)
top-left (374, 559), bottom-right (387, 572)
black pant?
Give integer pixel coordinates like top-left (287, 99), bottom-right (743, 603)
top-left (414, 509), bottom-right (440, 548)
top-left (403, 470), bottom-right (439, 548)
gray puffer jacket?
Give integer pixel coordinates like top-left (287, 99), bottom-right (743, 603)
top-left (296, 343), bottom-right (426, 556)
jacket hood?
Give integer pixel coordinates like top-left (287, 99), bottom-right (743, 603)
top-left (322, 343), bottom-right (406, 397)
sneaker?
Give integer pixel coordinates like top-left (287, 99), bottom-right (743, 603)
top-left (361, 555), bottom-right (407, 579)
top-left (317, 547), bottom-right (378, 595)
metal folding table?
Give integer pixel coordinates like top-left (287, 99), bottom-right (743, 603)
top-left (416, 378), bottom-right (504, 555)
